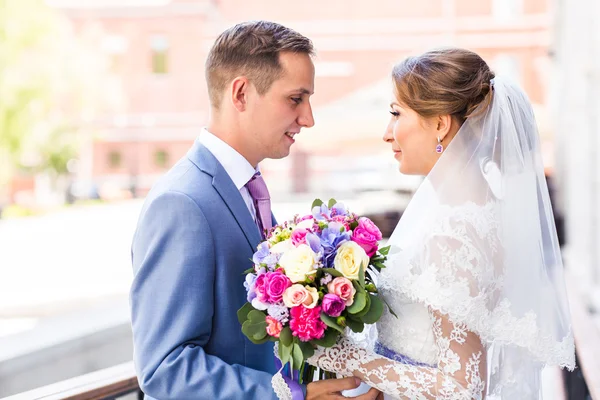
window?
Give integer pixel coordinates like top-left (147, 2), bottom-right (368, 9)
top-left (154, 149), bottom-right (169, 168)
top-left (107, 151), bottom-right (122, 168)
top-left (150, 34), bottom-right (169, 74)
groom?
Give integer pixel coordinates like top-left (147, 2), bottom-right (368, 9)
top-left (130, 21), bottom-right (380, 400)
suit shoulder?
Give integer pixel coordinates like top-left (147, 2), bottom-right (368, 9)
top-left (147, 158), bottom-right (212, 199)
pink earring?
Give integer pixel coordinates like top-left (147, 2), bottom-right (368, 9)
top-left (436, 136), bottom-right (444, 153)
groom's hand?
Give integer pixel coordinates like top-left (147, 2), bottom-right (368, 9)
top-left (306, 377), bottom-right (381, 399)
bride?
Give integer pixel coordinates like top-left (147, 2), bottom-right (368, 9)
top-left (307, 48), bottom-right (575, 399)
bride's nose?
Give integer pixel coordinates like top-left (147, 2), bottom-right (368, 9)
top-left (383, 119), bottom-right (395, 143)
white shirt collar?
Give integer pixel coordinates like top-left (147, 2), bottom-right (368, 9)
top-left (197, 128), bottom-right (257, 190)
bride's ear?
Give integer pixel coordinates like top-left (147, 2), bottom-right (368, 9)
top-left (435, 114), bottom-right (453, 141)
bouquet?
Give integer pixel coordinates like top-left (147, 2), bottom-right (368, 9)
top-left (237, 198), bottom-right (394, 383)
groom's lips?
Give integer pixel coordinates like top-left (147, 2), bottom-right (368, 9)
top-left (285, 131), bottom-right (299, 141)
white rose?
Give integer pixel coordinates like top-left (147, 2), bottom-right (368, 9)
top-left (270, 239), bottom-right (294, 254)
top-left (334, 241), bottom-right (369, 280)
top-left (278, 244), bottom-right (318, 283)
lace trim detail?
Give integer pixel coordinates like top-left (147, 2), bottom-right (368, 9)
top-left (308, 312), bottom-right (486, 400)
top-left (271, 372), bottom-right (292, 400)
top-left (381, 201), bottom-right (575, 368)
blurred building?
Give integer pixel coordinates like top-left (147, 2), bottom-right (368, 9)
top-left (48, 0), bottom-right (553, 197)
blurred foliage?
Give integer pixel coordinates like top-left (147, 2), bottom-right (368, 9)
top-left (0, 0), bottom-right (124, 196)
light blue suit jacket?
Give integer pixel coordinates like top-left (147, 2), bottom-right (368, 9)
top-left (130, 140), bottom-right (279, 399)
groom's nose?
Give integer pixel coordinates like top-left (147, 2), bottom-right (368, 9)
top-left (298, 103), bottom-right (315, 128)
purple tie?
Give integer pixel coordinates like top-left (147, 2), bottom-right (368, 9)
top-left (245, 172), bottom-right (272, 239)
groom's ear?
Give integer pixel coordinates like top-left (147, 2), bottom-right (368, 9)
top-left (231, 76), bottom-right (249, 112)
top-left (436, 114), bottom-right (453, 140)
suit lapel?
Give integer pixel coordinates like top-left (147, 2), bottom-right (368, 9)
top-left (187, 141), bottom-right (262, 251)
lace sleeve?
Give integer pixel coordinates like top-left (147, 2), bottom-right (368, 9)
top-left (308, 310), bottom-right (486, 399)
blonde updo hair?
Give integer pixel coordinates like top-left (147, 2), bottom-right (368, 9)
top-left (392, 48), bottom-right (495, 124)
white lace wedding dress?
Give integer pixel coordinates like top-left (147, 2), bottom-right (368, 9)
top-left (310, 202), bottom-right (492, 399)
top-left (309, 201), bottom-right (574, 399)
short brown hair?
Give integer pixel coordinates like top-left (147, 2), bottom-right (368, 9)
top-left (205, 21), bottom-right (314, 108)
top-left (392, 48), bottom-right (495, 123)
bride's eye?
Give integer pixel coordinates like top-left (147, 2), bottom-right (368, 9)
top-left (389, 110), bottom-right (400, 117)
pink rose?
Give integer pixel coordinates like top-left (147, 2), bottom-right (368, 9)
top-left (322, 294), bottom-right (346, 317)
top-left (358, 217), bottom-right (382, 241)
top-left (289, 305), bottom-right (326, 342)
top-left (254, 274), bottom-right (268, 302)
top-left (283, 284), bottom-right (318, 308)
top-left (256, 271), bottom-right (292, 304)
top-left (351, 228), bottom-right (379, 257)
top-left (327, 277), bottom-right (356, 306)
top-left (265, 316), bottom-right (283, 338)
top-left (291, 228), bottom-right (309, 246)
top-left (351, 218), bottom-right (382, 258)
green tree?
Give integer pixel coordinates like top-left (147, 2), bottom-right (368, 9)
top-left (0, 0), bottom-right (123, 200)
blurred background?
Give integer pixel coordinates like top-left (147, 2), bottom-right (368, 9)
top-left (0, 0), bottom-right (598, 399)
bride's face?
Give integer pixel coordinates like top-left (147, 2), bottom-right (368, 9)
top-left (383, 99), bottom-right (439, 175)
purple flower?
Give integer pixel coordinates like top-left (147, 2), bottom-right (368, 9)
top-left (320, 222), bottom-right (351, 268)
top-left (322, 294), bottom-right (346, 317)
top-left (331, 203), bottom-right (348, 217)
top-left (267, 303), bottom-right (290, 324)
top-left (244, 273), bottom-right (257, 302)
top-left (253, 242), bottom-right (279, 270)
top-left (320, 273), bottom-right (333, 286)
top-left (312, 204), bottom-right (331, 221)
top-left (305, 232), bottom-right (323, 260)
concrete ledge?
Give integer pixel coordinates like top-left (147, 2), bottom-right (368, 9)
top-left (0, 299), bottom-right (133, 397)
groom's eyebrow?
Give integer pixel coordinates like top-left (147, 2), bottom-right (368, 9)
top-left (292, 88), bottom-right (313, 95)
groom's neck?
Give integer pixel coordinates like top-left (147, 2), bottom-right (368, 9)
top-left (207, 113), bottom-right (260, 168)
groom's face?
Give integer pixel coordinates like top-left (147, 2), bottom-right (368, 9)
top-left (243, 51), bottom-right (315, 163)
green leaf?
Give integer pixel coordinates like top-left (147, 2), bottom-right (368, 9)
top-left (361, 295), bottom-right (384, 324)
top-left (280, 326), bottom-right (293, 347)
top-left (320, 312), bottom-right (345, 333)
top-left (328, 198), bottom-right (338, 209)
top-left (247, 310), bottom-right (267, 322)
top-left (323, 268), bottom-right (344, 278)
top-left (372, 261), bottom-right (386, 270)
top-left (292, 343), bottom-right (304, 372)
top-left (279, 342), bottom-right (292, 366)
top-left (311, 199), bottom-right (324, 209)
top-left (241, 310), bottom-right (269, 343)
top-left (378, 245), bottom-right (391, 256)
top-left (297, 340), bottom-right (315, 360)
top-left (312, 329), bottom-right (339, 347)
top-left (359, 262), bottom-right (365, 288)
top-left (346, 316), bottom-right (365, 333)
top-left (237, 302), bottom-right (254, 325)
top-left (347, 290), bottom-right (367, 314)
top-left (242, 267), bottom-right (255, 275)
top-left (241, 319), bottom-right (267, 343)
top-left (353, 290), bottom-right (372, 317)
